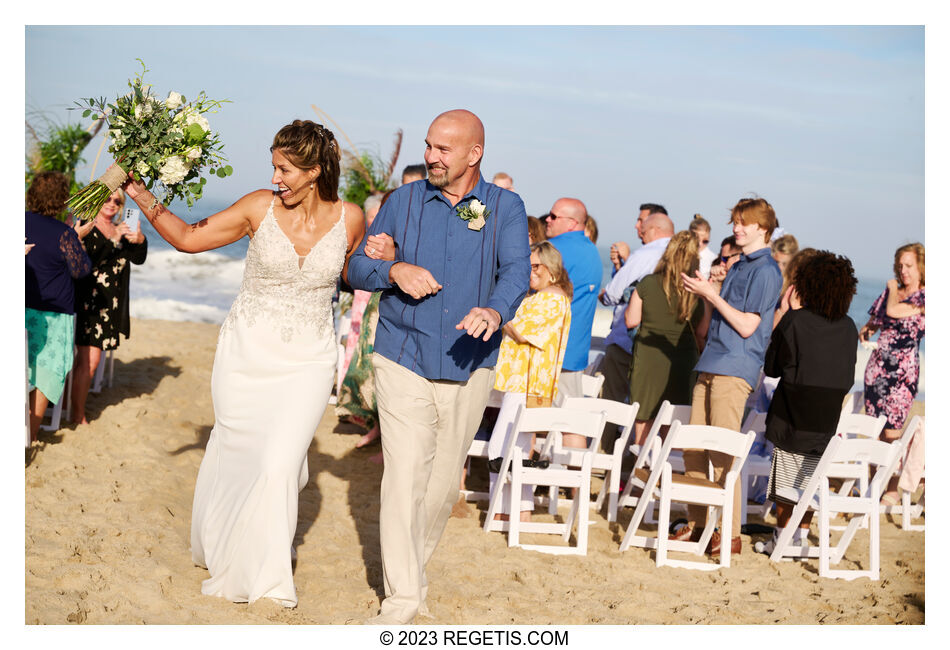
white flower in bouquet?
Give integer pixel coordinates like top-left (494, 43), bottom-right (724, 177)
top-left (159, 156), bottom-right (190, 186)
top-left (185, 145), bottom-right (203, 161)
top-left (165, 91), bottom-right (183, 110)
top-left (185, 111), bottom-right (210, 133)
top-left (135, 161), bottom-right (150, 177)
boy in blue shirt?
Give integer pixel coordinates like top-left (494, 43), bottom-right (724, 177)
top-left (676, 197), bottom-right (783, 556)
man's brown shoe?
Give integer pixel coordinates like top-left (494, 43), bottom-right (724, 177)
top-left (669, 524), bottom-right (704, 543)
top-left (709, 530), bottom-right (741, 555)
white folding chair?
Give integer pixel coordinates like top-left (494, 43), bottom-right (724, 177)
top-left (739, 409), bottom-right (772, 524)
top-left (90, 348), bottom-right (114, 393)
top-left (840, 391), bottom-right (864, 415)
top-left (483, 406), bottom-right (606, 555)
top-left (461, 389), bottom-right (505, 502)
top-left (617, 401), bottom-right (692, 522)
top-left (557, 397), bottom-right (640, 523)
top-left (829, 412), bottom-right (887, 528)
top-left (769, 433), bottom-right (902, 580)
top-left (880, 415), bottom-right (925, 531)
top-left (621, 421), bottom-right (754, 570)
top-left (580, 373), bottom-right (605, 399)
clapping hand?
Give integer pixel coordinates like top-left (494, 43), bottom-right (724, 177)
top-left (456, 307), bottom-right (501, 341)
top-left (681, 270), bottom-right (717, 301)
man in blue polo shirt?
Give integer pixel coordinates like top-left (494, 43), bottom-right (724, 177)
top-left (676, 197), bottom-right (782, 557)
top-left (544, 197), bottom-right (602, 401)
top-left (347, 109), bottom-right (529, 624)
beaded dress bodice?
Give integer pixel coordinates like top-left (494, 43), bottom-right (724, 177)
top-left (221, 197), bottom-right (346, 343)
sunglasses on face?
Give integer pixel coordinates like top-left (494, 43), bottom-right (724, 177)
top-left (105, 198), bottom-right (124, 206)
top-left (543, 212), bottom-right (572, 223)
top-left (720, 252), bottom-right (741, 264)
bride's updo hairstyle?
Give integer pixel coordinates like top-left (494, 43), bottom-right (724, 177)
top-left (271, 120), bottom-right (341, 202)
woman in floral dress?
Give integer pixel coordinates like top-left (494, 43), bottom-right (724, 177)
top-left (70, 189), bottom-right (148, 424)
top-left (860, 242), bottom-right (924, 503)
top-left (487, 241), bottom-right (572, 521)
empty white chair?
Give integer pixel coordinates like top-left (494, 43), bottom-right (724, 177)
top-left (579, 373), bottom-right (605, 400)
top-left (829, 412), bottom-right (886, 529)
top-left (768, 433), bottom-right (902, 580)
top-left (484, 405), bottom-right (606, 555)
top-left (622, 421), bottom-right (754, 570)
top-left (617, 401), bottom-right (692, 522)
top-left (461, 389), bottom-right (505, 503)
top-left (557, 397), bottom-right (640, 523)
top-left (880, 415), bottom-right (925, 531)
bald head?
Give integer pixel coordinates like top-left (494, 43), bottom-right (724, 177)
top-left (431, 109), bottom-right (484, 147)
top-left (642, 212), bottom-right (674, 244)
top-left (425, 109), bottom-right (485, 192)
top-left (545, 197), bottom-right (588, 238)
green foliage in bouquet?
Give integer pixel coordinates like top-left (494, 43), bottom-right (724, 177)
top-left (67, 60), bottom-right (232, 221)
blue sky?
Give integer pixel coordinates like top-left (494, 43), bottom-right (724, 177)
top-left (24, 24), bottom-right (924, 279)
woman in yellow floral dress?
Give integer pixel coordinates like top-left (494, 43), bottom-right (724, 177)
top-left (488, 241), bottom-right (572, 521)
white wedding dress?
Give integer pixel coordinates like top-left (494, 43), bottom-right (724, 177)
top-left (190, 196), bottom-right (346, 607)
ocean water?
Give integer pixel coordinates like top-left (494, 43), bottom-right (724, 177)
top-left (128, 206), bottom-right (923, 397)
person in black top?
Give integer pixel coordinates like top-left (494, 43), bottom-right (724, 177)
top-left (755, 251), bottom-right (858, 554)
top-left (25, 171), bottom-right (92, 441)
top-left (69, 189), bottom-right (147, 424)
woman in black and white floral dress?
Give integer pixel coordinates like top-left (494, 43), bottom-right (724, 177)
top-left (70, 189), bottom-right (147, 424)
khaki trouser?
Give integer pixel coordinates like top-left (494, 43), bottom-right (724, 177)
top-left (372, 353), bottom-right (493, 622)
top-left (684, 372), bottom-right (752, 537)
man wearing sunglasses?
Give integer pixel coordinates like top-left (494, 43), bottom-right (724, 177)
top-left (543, 198), bottom-right (601, 402)
top-left (598, 209), bottom-right (674, 450)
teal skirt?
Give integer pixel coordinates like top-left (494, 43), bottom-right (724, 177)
top-left (26, 308), bottom-right (75, 404)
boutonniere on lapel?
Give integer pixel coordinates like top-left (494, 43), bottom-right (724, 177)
top-left (457, 198), bottom-right (490, 231)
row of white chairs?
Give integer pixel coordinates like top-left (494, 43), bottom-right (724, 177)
top-left (477, 390), bottom-right (924, 579)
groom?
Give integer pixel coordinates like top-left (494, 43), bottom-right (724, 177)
top-left (347, 109), bottom-right (530, 624)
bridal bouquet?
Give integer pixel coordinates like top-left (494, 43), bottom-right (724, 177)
top-left (67, 61), bottom-right (232, 221)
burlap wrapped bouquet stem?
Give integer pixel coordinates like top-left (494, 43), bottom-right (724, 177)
top-left (100, 164), bottom-right (128, 192)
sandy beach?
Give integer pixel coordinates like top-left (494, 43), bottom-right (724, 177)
top-left (25, 318), bottom-right (924, 625)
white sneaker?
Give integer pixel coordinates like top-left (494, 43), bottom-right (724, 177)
top-left (753, 538), bottom-right (776, 555)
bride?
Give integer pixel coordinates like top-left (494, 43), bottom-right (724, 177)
top-left (122, 120), bottom-right (365, 607)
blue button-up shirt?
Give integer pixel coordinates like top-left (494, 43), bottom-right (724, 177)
top-left (548, 230), bottom-right (602, 372)
top-left (694, 246), bottom-right (782, 388)
top-left (346, 176), bottom-right (530, 381)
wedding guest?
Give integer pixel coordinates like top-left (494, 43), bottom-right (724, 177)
top-left (860, 242), bottom-right (924, 504)
top-left (770, 233), bottom-right (799, 276)
top-left (25, 171), bottom-right (92, 441)
top-left (624, 231), bottom-right (705, 445)
top-left (488, 241), bottom-right (572, 521)
top-left (491, 172), bottom-right (513, 190)
top-left (527, 216), bottom-right (546, 245)
top-left (545, 197), bottom-right (601, 422)
top-left (400, 164), bottom-right (426, 185)
top-left (677, 196), bottom-right (783, 556)
top-left (70, 189), bottom-right (148, 424)
top-left (754, 251), bottom-right (858, 554)
top-left (689, 215), bottom-right (717, 279)
top-left (584, 214), bottom-right (599, 244)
